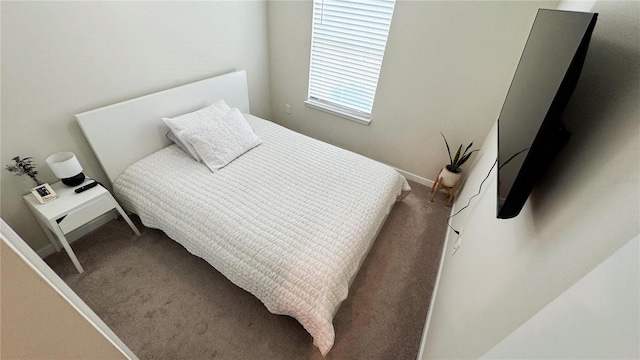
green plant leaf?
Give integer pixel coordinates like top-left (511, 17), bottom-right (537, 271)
top-left (440, 132), bottom-right (453, 164)
top-left (458, 149), bottom-right (479, 167)
top-left (463, 142), bottom-right (474, 155)
top-left (452, 145), bottom-right (462, 166)
top-left (458, 153), bottom-right (472, 167)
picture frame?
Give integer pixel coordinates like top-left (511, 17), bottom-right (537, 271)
top-left (31, 183), bottom-right (57, 204)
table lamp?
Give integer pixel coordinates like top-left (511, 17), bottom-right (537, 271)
top-left (46, 152), bottom-right (85, 186)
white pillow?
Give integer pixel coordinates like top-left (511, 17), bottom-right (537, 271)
top-left (163, 99), bottom-right (232, 161)
top-left (179, 108), bottom-right (262, 172)
top-left (165, 131), bottom-right (191, 155)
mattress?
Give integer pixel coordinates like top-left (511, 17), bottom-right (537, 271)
top-left (113, 114), bottom-right (410, 355)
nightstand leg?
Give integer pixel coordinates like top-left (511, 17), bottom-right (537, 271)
top-left (29, 207), bottom-right (62, 252)
top-left (109, 195), bottom-right (141, 236)
top-left (39, 219), bottom-right (62, 252)
top-left (50, 223), bottom-right (84, 274)
top-left (43, 227), bottom-right (62, 252)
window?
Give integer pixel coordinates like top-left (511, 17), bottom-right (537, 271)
top-left (306, 0), bottom-right (396, 124)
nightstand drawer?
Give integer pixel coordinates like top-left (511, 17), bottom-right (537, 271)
top-left (58, 196), bottom-right (114, 234)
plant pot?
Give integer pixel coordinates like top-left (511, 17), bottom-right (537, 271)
top-left (439, 166), bottom-right (461, 187)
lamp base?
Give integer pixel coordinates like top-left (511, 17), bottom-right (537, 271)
top-left (61, 173), bottom-right (85, 187)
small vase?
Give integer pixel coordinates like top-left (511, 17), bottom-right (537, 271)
top-left (31, 176), bottom-right (43, 186)
top-left (439, 166), bottom-right (461, 187)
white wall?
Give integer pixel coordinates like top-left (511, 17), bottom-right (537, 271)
top-left (1, 1), bottom-right (272, 252)
top-left (421, 0), bottom-right (640, 358)
top-left (267, 0), bottom-right (557, 182)
top-left (481, 235), bottom-right (639, 359)
top-left (1, 220), bottom-right (134, 359)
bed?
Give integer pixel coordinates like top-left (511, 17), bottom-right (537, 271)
top-left (76, 70), bottom-right (410, 355)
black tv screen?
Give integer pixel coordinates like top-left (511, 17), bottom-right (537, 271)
top-left (497, 9), bottom-right (597, 219)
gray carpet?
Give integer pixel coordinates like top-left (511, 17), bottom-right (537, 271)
top-left (45, 181), bottom-right (449, 360)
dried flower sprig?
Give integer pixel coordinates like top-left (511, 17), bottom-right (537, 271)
top-left (5, 156), bottom-right (42, 186)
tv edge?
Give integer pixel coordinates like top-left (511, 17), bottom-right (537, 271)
top-left (497, 9), bottom-right (598, 219)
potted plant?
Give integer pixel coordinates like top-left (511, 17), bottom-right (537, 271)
top-left (438, 133), bottom-right (478, 187)
top-left (5, 156), bottom-right (42, 186)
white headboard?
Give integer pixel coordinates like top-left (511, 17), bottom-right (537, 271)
top-left (76, 70), bottom-right (250, 185)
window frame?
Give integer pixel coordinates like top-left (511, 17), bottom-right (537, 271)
top-left (306, 0), bottom-right (396, 125)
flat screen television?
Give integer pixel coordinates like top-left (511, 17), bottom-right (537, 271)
top-left (497, 9), bottom-right (598, 219)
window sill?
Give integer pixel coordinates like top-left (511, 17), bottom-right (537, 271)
top-left (304, 100), bottom-right (371, 125)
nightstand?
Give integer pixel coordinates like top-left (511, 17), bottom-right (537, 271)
top-left (23, 179), bottom-right (140, 273)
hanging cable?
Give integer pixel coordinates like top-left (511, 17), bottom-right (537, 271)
top-left (447, 159), bottom-right (497, 235)
top-left (446, 147), bottom-right (530, 234)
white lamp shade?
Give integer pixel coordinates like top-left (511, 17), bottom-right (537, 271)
top-left (46, 152), bottom-right (83, 179)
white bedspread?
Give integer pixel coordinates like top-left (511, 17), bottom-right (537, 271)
top-left (113, 114), bottom-right (410, 355)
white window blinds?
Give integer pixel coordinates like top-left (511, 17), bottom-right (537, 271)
top-left (307, 0), bottom-right (395, 124)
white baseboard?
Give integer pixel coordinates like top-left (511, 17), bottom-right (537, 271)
top-left (393, 167), bottom-right (434, 188)
top-left (36, 212), bottom-right (117, 258)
